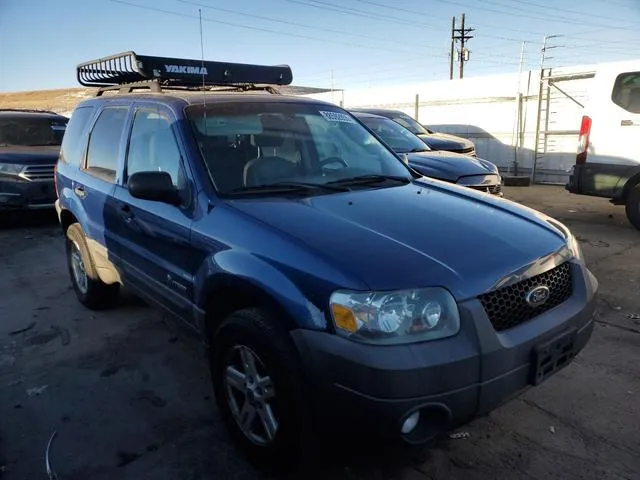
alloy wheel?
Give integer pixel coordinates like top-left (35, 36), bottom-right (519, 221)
top-left (224, 345), bottom-right (278, 446)
top-left (70, 242), bottom-right (88, 294)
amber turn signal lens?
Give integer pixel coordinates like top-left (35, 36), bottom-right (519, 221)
top-left (331, 304), bottom-right (357, 333)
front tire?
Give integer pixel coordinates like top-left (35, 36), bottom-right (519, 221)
top-left (625, 182), bottom-right (640, 231)
top-left (210, 308), bottom-right (311, 471)
top-left (66, 223), bottom-right (119, 310)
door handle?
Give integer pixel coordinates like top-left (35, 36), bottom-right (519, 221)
top-left (119, 203), bottom-right (134, 222)
top-left (73, 185), bottom-right (86, 198)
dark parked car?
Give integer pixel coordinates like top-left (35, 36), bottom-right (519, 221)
top-left (56, 52), bottom-right (596, 469)
top-left (0, 109), bottom-right (67, 210)
top-left (350, 107), bottom-right (476, 156)
top-left (351, 111), bottom-right (502, 196)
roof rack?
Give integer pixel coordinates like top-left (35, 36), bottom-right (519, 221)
top-left (77, 51), bottom-right (293, 96)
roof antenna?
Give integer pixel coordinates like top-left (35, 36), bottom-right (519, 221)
top-left (199, 8), bottom-right (213, 212)
top-left (199, 8), bottom-right (206, 93)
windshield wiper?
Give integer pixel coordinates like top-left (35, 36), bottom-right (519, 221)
top-left (326, 174), bottom-right (411, 187)
top-left (229, 181), bottom-right (348, 195)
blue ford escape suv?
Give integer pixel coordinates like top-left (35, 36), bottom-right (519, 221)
top-left (56, 52), bottom-right (597, 467)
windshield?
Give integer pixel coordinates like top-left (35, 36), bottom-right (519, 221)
top-left (358, 116), bottom-right (429, 153)
top-left (186, 102), bottom-right (412, 195)
top-left (0, 116), bottom-right (67, 146)
top-left (391, 114), bottom-right (430, 135)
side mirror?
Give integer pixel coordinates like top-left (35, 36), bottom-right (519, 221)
top-left (128, 171), bottom-right (180, 205)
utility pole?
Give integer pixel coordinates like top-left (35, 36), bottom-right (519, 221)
top-left (330, 69), bottom-right (334, 103)
top-left (450, 14), bottom-right (474, 79)
top-left (449, 16), bottom-right (455, 80)
top-left (511, 41), bottom-right (526, 176)
top-left (459, 13), bottom-right (467, 79)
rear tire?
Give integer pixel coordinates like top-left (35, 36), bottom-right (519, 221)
top-left (210, 308), bottom-right (312, 472)
top-left (66, 223), bottom-right (119, 310)
top-left (625, 182), bottom-right (640, 231)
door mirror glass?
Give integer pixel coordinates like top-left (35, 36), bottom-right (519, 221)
top-left (128, 171), bottom-right (180, 205)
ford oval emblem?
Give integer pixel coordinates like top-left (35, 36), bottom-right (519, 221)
top-left (526, 285), bottom-right (550, 307)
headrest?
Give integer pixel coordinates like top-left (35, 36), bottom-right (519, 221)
top-left (255, 133), bottom-right (284, 148)
top-left (255, 115), bottom-right (289, 148)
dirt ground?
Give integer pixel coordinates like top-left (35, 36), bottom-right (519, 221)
top-left (0, 185), bottom-right (638, 480)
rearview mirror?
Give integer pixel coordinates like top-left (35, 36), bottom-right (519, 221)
top-left (128, 171), bottom-right (180, 205)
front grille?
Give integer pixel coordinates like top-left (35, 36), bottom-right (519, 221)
top-left (19, 164), bottom-right (55, 182)
top-left (479, 262), bottom-right (573, 332)
top-left (451, 147), bottom-right (476, 156)
top-left (468, 183), bottom-right (502, 195)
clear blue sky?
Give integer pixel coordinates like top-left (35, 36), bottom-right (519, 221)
top-left (1, 0), bottom-right (639, 92)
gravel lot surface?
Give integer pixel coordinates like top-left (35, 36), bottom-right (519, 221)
top-left (0, 185), bottom-right (638, 480)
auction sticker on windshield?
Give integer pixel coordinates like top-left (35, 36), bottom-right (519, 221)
top-left (319, 111), bottom-right (356, 124)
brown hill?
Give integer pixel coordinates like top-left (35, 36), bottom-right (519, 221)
top-left (0, 88), bottom-right (93, 117)
top-left (0, 85), bottom-right (331, 118)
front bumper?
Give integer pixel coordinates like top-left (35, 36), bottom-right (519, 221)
top-left (292, 262), bottom-right (597, 443)
top-left (0, 178), bottom-right (56, 209)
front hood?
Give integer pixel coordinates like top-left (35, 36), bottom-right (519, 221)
top-left (417, 132), bottom-right (474, 151)
top-left (406, 150), bottom-right (496, 181)
top-left (227, 181), bottom-right (568, 299)
top-left (0, 146), bottom-right (60, 165)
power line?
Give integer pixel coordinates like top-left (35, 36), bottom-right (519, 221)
top-left (560, 42), bottom-right (640, 54)
top-left (286, 0), bottom-right (543, 43)
top-left (474, 0), bottom-right (636, 29)
top-left (565, 34), bottom-right (639, 45)
top-left (177, 0), bottom-right (413, 46)
top-left (283, 0), bottom-right (638, 50)
top-left (508, 0), bottom-right (640, 18)
top-left (106, 0), bottom-right (434, 56)
top-left (285, 0), bottom-right (443, 29)
top-left (431, 0), bottom-right (639, 33)
top-left (177, 0), bottom-right (459, 54)
top-left (353, 0), bottom-right (437, 19)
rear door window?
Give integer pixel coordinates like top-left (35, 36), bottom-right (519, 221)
top-left (611, 72), bottom-right (640, 114)
top-left (126, 107), bottom-right (188, 191)
top-left (85, 107), bottom-right (128, 181)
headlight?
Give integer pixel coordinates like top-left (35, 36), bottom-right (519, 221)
top-left (567, 232), bottom-right (584, 261)
top-left (546, 218), bottom-right (583, 262)
top-left (330, 287), bottom-right (460, 345)
top-left (0, 163), bottom-right (25, 176)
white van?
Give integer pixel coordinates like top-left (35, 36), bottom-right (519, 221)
top-left (566, 60), bottom-right (640, 230)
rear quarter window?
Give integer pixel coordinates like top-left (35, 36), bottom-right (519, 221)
top-left (611, 72), bottom-right (640, 114)
top-left (59, 106), bottom-right (94, 166)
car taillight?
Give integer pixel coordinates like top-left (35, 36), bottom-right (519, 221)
top-left (54, 163), bottom-right (58, 197)
top-left (576, 115), bottom-right (592, 165)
